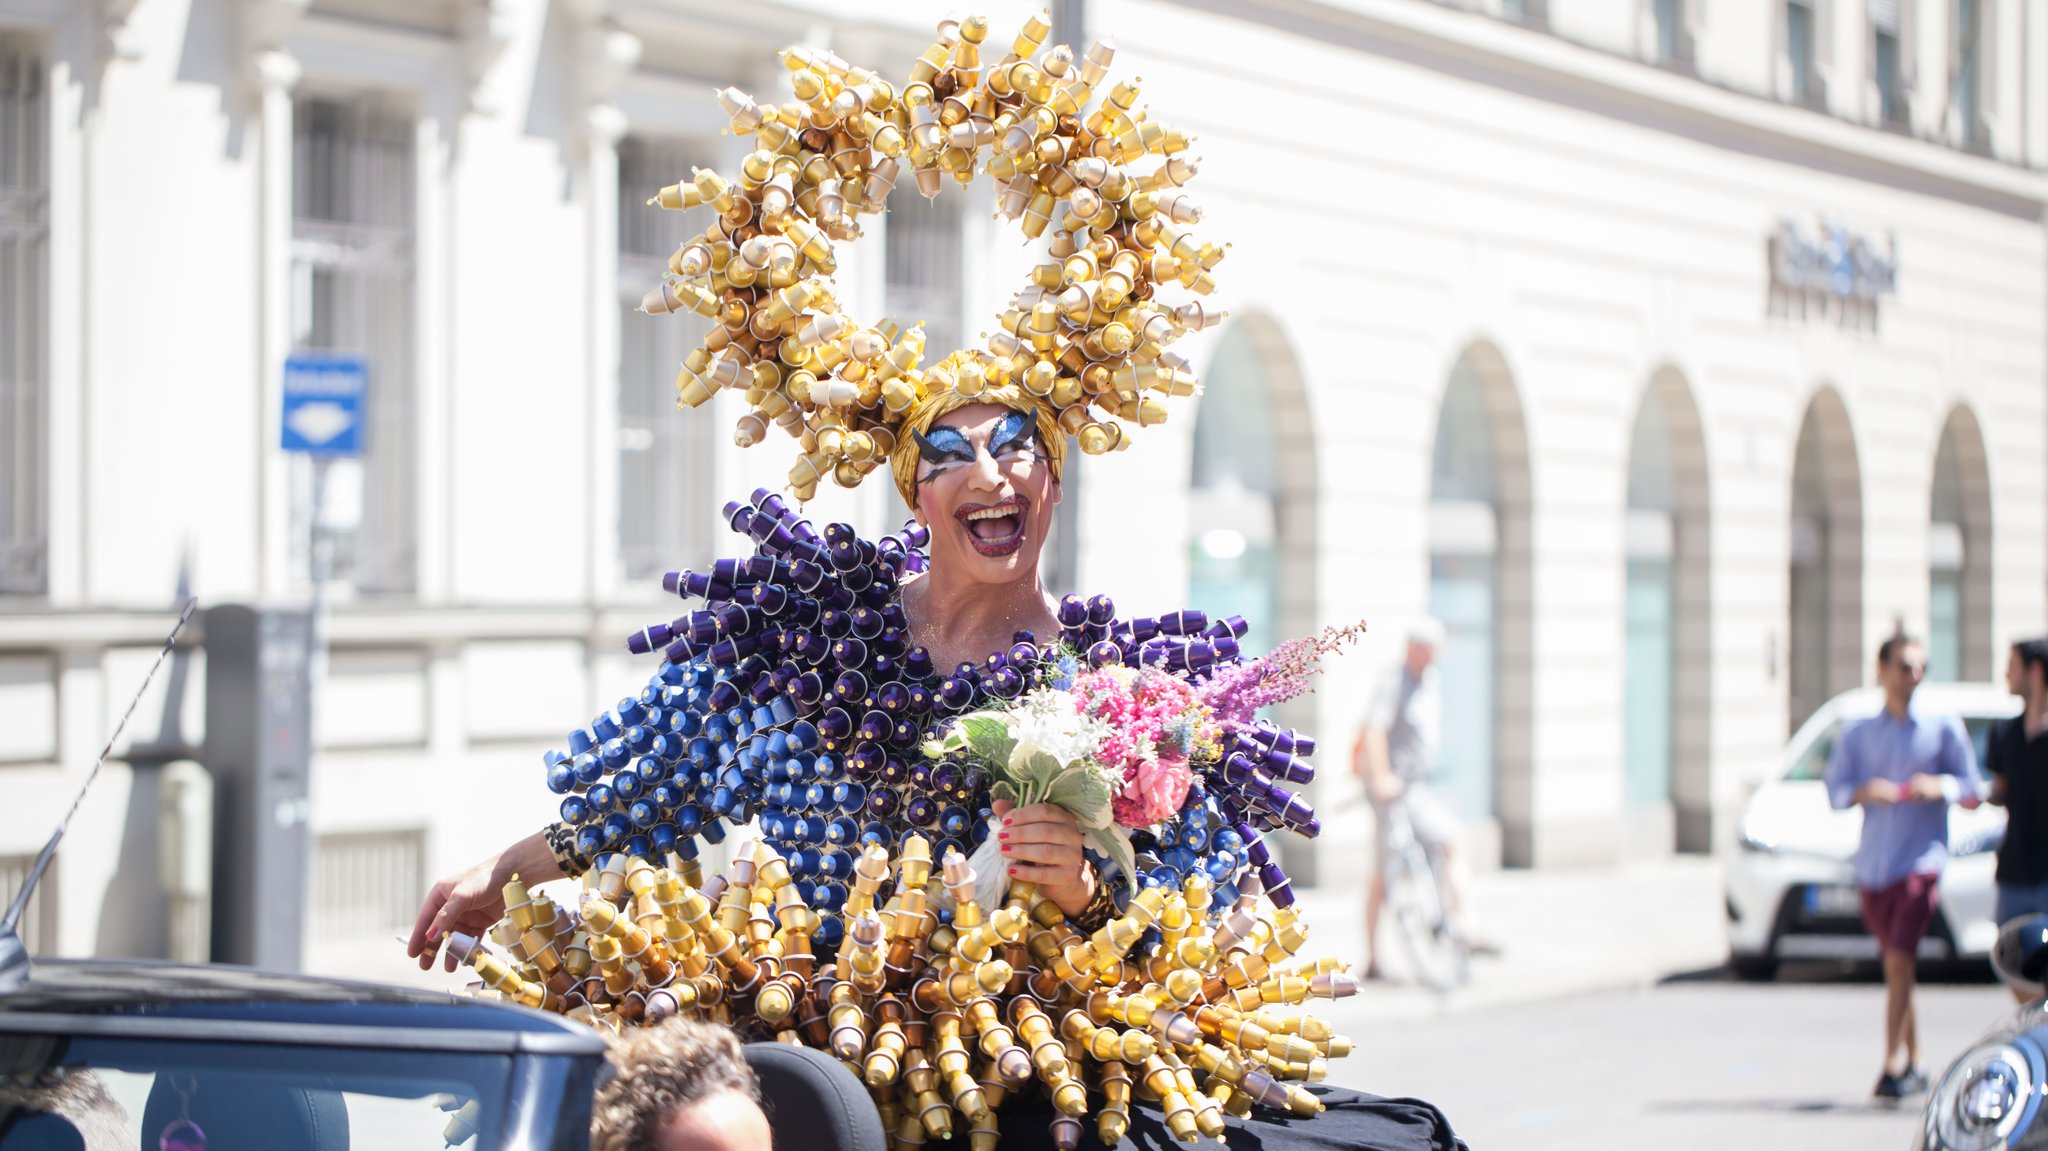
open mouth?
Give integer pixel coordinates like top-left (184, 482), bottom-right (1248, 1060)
top-left (955, 496), bottom-right (1029, 558)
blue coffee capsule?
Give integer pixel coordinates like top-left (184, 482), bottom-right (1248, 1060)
top-left (826, 815), bottom-right (859, 846)
top-left (559, 794), bottom-right (590, 824)
top-left (634, 756), bottom-right (667, 785)
top-left (547, 760), bottom-right (577, 795)
top-left (601, 812), bottom-right (632, 846)
top-left (575, 825), bottom-right (605, 858)
top-left (613, 772), bottom-right (645, 802)
top-left (939, 805), bottom-right (972, 839)
top-left (616, 697), bottom-right (647, 726)
top-left (701, 815), bottom-right (729, 845)
top-left (586, 783), bottom-right (617, 815)
top-left (815, 754), bottom-right (845, 782)
top-left (833, 781), bottom-right (867, 812)
top-left (619, 833), bottom-right (650, 859)
top-left (761, 813), bottom-right (789, 841)
top-left (814, 915), bottom-right (845, 951)
top-left (648, 822), bottom-right (678, 854)
top-left (629, 799), bottom-right (661, 829)
top-left (592, 713), bottom-right (622, 742)
top-left (599, 738), bottom-right (630, 770)
top-left (567, 728), bottom-right (596, 757)
top-left (804, 782), bottom-right (831, 809)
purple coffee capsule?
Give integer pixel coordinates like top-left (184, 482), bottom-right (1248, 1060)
top-left (846, 743), bottom-right (885, 776)
top-left (903, 647), bottom-right (935, 681)
top-left (831, 670), bottom-right (869, 705)
top-left (817, 707), bottom-right (854, 742)
top-left (1086, 594), bottom-right (1117, 626)
top-left (1260, 861), bottom-right (1295, 908)
top-left (848, 607), bottom-right (885, 641)
top-left (1087, 640), bottom-right (1123, 668)
top-left (1008, 641), bottom-right (1039, 666)
top-left (626, 621), bottom-right (675, 656)
top-left (857, 710), bottom-right (894, 743)
top-left (1128, 617), bottom-right (1160, 644)
top-left (1057, 595), bottom-right (1089, 629)
top-left (1158, 609), bottom-right (1208, 635)
top-left (832, 637), bottom-right (869, 667)
top-left (938, 677), bottom-right (975, 709)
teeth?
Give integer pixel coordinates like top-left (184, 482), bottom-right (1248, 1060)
top-left (965, 506), bottom-right (1021, 522)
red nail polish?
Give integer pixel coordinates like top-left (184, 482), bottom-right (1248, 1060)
top-left (1008, 866), bottom-right (1018, 876)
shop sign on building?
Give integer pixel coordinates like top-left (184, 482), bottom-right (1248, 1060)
top-left (1766, 218), bottom-right (1898, 328)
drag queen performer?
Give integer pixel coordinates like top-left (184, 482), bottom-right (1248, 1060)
top-left (408, 14), bottom-right (1461, 1149)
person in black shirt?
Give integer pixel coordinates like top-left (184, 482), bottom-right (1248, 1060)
top-left (1988, 636), bottom-right (2048, 1000)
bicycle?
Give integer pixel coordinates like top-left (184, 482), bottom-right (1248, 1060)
top-left (1377, 794), bottom-right (1469, 993)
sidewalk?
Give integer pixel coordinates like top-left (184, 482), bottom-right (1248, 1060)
top-left (1294, 854), bottom-right (1730, 1026)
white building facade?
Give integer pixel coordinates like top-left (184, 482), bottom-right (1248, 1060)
top-left (0, 0), bottom-right (2043, 976)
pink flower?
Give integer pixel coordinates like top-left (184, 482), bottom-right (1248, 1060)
top-left (1113, 751), bottom-right (1193, 829)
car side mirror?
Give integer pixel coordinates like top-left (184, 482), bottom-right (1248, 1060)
top-left (1992, 914), bottom-right (2048, 998)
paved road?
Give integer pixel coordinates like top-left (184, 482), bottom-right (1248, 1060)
top-left (1316, 964), bottom-right (2016, 1151)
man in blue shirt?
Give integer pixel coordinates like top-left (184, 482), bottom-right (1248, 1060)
top-left (1824, 633), bottom-right (1983, 1099)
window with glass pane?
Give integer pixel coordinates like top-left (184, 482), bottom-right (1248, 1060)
top-left (1653, 0), bottom-right (1689, 64)
top-left (1786, 0), bottom-right (1818, 105)
top-left (1952, 0), bottom-right (1982, 145)
top-left (291, 95), bottom-right (416, 595)
top-left (1871, 0), bottom-right (1906, 124)
top-left (617, 137), bottom-right (716, 583)
top-left (0, 37), bottom-right (47, 595)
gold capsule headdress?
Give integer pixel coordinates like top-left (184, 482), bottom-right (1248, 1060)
top-left (638, 11), bottom-right (1225, 505)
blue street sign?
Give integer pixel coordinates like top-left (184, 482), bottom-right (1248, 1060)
top-left (280, 353), bottom-right (367, 457)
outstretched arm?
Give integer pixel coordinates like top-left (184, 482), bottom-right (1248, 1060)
top-left (406, 830), bottom-right (564, 972)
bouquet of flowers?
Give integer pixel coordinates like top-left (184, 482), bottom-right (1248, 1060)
top-left (928, 625), bottom-right (1367, 906)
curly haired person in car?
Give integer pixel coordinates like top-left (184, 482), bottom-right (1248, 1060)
top-left (591, 1018), bottom-right (772, 1151)
top-left (1825, 632), bottom-right (1984, 1100)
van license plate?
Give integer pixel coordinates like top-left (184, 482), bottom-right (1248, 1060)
top-left (1804, 884), bottom-right (1861, 918)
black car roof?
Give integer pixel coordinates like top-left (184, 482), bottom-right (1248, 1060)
top-left (0, 958), bottom-right (609, 1058)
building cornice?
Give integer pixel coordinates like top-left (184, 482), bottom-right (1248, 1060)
top-left (1184, 0), bottom-right (2048, 216)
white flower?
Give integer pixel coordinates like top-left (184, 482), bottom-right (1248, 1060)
top-left (1007, 689), bottom-right (1105, 771)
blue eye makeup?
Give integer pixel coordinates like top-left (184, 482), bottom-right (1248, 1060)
top-left (988, 410), bottom-right (1038, 456)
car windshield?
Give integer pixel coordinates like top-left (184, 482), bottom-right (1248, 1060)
top-left (1784, 714), bottom-right (2000, 782)
top-left (0, 1034), bottom-right (513, 1150)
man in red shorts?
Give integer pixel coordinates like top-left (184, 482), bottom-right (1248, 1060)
top-left (1824, 633), bottom-right (1983, 1099)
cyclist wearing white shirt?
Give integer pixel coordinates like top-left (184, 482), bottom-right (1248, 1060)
top-left (1352, 617), bottom-right (1492, 979)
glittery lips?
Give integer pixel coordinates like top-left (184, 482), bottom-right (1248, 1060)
top-left (955, 495), bottom-right (1029, 558)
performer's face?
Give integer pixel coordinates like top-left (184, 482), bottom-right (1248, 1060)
top-left (912, 403), bottom-right (1060, 585)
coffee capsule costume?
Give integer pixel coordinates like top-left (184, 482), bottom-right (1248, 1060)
top-left (448, 16), bottom-right (1361, 1149)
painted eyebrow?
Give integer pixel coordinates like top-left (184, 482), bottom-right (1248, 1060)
top-left (988, 410), bottom-right (1037, 454)
top-left (915, 427), bottom-right (974, 465)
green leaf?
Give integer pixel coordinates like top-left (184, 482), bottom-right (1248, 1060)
top-left (958, 714), bottom-right (1016, 768)
top-left (1046, 765), bottom-right (1113, 830)
top-left (1089, 825), bottom-right (1138, 888)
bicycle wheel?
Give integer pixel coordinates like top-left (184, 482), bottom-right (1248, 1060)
top-left (1386, 844), bottom-right (1461, 992)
